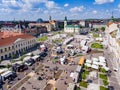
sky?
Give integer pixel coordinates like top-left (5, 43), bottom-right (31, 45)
top-left (0, 0), bottom-right (120, 21)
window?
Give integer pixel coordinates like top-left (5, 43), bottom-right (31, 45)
top-left (1, 49), bottom-right (3, 53)
top-left (16, 45), bottom-right (17, 48)
top-left (5, 48), bottom-right (7, 52)
top-left (12, 46), bottom-right (14, 49)
top-left (8, 47), bottom-right (11, 50)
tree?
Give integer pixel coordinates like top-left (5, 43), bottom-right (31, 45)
top-left (6, 64), bottom-right (11, 69)
top-left (101, 27), bottom-right (105, 32)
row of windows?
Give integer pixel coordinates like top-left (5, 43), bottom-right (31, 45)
top-left (0, 39), bottom-right (36, 53)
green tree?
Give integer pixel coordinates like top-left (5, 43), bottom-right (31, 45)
top-left (6, 64), bottom-right (11, 69)
top-left (101, 27), bottom-right (105, 32)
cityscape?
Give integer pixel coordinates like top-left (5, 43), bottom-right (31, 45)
top-left (0, 0), bottom-right (120, 90)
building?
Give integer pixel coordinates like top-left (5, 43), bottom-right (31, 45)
top-left (0, 31), bottom-right (36, 60)
top-left (64, 16), bottom-right (80, 33)
top-left (29, 16), bottom-right (58, 32)
top-left (105, 21), bottom-right (120, 74)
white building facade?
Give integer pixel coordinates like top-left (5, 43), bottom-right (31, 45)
top-left (105, 22), bottom-right (120, 73)
top-left (0, 34), bottom-right (36, 60)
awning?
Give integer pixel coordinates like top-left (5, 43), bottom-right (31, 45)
top-left (78, 57), bottom-right (85, 66)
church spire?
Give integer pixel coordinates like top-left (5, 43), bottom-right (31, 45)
top-left (49, 15), bottom-right (52, 21)
top-left (110, 11), bottom-right (115, 22)
top-left (64, 16), bottom-right (67, 21)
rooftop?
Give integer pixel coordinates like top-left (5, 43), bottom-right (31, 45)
top-left (0, 32), bottom-right (35, 47)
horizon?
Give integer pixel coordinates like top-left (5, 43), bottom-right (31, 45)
top-left (0, 0), bottom-right (120, 21)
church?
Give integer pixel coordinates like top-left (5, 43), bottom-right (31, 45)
top-left (64, 16), bottom-right (80, 33)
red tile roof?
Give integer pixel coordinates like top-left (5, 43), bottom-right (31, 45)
top-left (0, 34), bottom-right (35, 47)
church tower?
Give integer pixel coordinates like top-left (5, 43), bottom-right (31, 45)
top-left (110, 12), bottom-right (115, 22)
top-left (49, 15), bottom-right (52, 22)
top-left (64, 16), bottom-right (67, 28)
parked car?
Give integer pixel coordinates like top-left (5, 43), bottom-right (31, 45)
top-left (108, 86), bottom-right (114, 90)
top-left (39, 52), bottom-right (47, 57)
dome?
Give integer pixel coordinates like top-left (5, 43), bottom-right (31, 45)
top-left (37, 18), bottom-right (43, 23)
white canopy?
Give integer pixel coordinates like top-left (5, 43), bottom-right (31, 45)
top-left (103, 66), bottom-right (109, 71)
top-left (26, 53), bottom-right (32, 56)
top-left (23, 56), bottom-right (31, 62)
top-left (99, 56), bottom-right (105, 60)
top-left (92, 58), bottom-right (99, 62)
top-left (91, 64), bottom-right (99, 69)
top-left (67, 44), bottom-right (74, 47)
top-left (99, 62), bottom-right (106, 66)
top-left (85, 63), bottom-right (91, 67)
top-left (60, 58), bottom-right (65, 62)
top-left (99, 59), bottom-right (106, 63)
top-left (93, 61), bottom-right (99, 65)
top-left (32, 55), bottom-right (40, 60)
top-left (0, 68), bottom-right (8, 74)
top-left (86, 59), bottom-right (92, 63)
top-left (40, 44), bottom-right (45, 48)
top-left (70, 72), bottom-right (74, 78)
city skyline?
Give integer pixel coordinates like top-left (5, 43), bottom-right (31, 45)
top-left (0, 0), bottom-right (120, 21)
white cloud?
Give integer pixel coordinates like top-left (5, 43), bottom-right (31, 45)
top-left (118, 4), bottom-right (120, 8)
top-left (64, 3), bottom-right (69, 7)
top-left (70, 6), bottom-right (85, 13)
top-left (92, 10), bottom-right (98, 14)
top-left (94, 0), bottom-right (114, 4)
top-left (45, 1), bottom-right (59, 9)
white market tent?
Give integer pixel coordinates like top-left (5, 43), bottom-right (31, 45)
top-left (85, 63), bottom-right (91, 67)
top-left (32, 55), bottom-right (40, 60)
top-left (67, 44), bottom-right (74, 48)
top-left (60, 58), bottom-right (65, 65)
top-left (12, 61), bottom-right (23, 65)
top-left (40, 44), bottom-right (45, 48)
top-left (87, 83), bottom-right (99, 90)
top-left (81, 46), bottom-right (88, 52)
top-left (80, 40), bottom-right (87, 46)
top-left (73, 72), bottom-right (79, 83)
top-left (76, 65), bottom-right (82, 73)
top-left (93, 61), bottom-right (99, 65)
top-left (0, 68), bottom-right (8, 74)
top-left (99, 62), bottom-right (106, 66)
top-left (70, 72), bottom-right (74, 78)
top-left (92, 58), bottom-right (99, 62)
top-left (23, 56), bottom-right (31, 62)
top-left (103, 66), bottom-right (109, 71)
top-left (26, 53), bottom-right (32, 56)
top-left (91, 64), bottom-right (99, 70)
top-left (99, 56), bottom-right (105, 60)
top-left (99, 59), bottom-right (106, 63)
top-left (86, 59), bottom-right (92, 64)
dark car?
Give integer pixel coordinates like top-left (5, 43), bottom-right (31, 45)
top-left (39, 52), bottom-right (47, 57)
top-left (108, 86), bottom-right (114, 90)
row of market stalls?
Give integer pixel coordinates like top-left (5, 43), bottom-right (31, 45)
top-left (84, 56), bottom-right (109, 71)
top-left (69, 57), bottom-right (85, 84)
top-left (63, 37), bottom-right (74, 45)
